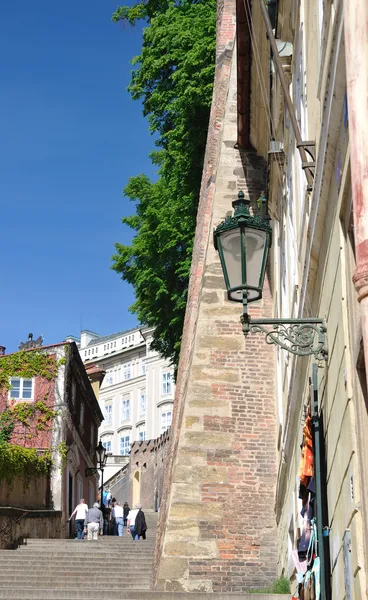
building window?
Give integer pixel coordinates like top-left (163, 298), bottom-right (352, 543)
top-left (104, 345), bottom-right (106, 351)
top-left (121, 398), bottom-right (130, 421)
top-left (80, 403), bottom-right (85, 427)
top-left (84, 351), bottom-right (87, 357)
top-left (161, 410), bottom-right (172, 433)
top-left (140, 360), bottom-right (146, 376)
top-left (114, 341), bottom-right (116, 347)
top-left (9, 378), bottom-right (34, 400)
top-left (106, 370), bottom-right (114, 386)
top-left (138, 427), bottom-right (146, 441)
top-left (105, 403), bottom-right (112, 425)
top-left (162, 372), bottom-right (172, 395)
top-left (90, 426), bottom-right (94, 448)
top-left (102, 439), bottom-right (112, 453)
top-left (139, 392), bottom-right (146, 416)
top-left (120, 433), bottom-right (131, 456)
top-left (123, 363), bottom-right (132, 380)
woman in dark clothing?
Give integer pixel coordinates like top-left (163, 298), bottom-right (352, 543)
top-left (123, 502), bottom-right (130, 527)
top-left (134, 507), bottom-right (147, 540)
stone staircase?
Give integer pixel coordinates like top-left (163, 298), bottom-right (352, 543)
top-left (0, 511), bottom-right (291, 599)
top-left (0, 512), bottom-right (158, 600)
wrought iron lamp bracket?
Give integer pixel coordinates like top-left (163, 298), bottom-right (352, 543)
top-left (241, 315), bottom-right (328, 361)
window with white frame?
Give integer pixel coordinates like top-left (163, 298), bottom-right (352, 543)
top-left (9, 378), bottom-right (34, 400)
top-left (137, 425), bottom-right (146, 441)
top-left (140, 360), bottom-right (146, 376)
top-left (121, 398), bottom-right (130, 421)
top-left (123, 363), bottom-right (132, 380)
top-left (139, 392), bottom-right (146, 416)
top-left (162, 372), bottom-right (172, 395)
top-left (105, 370), bottom-right (114, 386)
top-left (161, 409), bottom-right (172, 433)
top-left (120, 432), bottom-right (131, 455)
top-left (104, 403), bottom-right (112, 425)
top-left (102, 438), bottom-right (112, 453)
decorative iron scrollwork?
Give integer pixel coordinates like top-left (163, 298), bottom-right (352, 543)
top-left (241, 317), bottom-right (328, 360)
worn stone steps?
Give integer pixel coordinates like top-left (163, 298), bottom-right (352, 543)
top-left (0, 581), bottom-right (152, 589)
top-left (0, 592), bottom-right (291, 600)
top-left (0, 518), bottom-right (157, 599)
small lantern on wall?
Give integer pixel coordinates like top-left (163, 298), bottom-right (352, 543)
top-left (213, 190), bottom-right (328, 360)
top-left (213, 191), bottom-right (272, 305)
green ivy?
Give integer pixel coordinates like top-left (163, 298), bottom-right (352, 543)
top-left (0, 351), bottom-right (57, 394)
top-left (0, 401), bottom-right (58, 444)
top-left (0, 442), bottom-right (51, 484)
top-left (57, 441), bottom-right (68, 467)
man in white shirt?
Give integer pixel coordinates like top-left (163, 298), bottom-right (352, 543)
top-left (69, 498), bottom-right (89, 540)
top-left (111, 501), bottom-right (125, 536)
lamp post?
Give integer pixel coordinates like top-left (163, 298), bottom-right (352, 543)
top-left (214, 191), bottom-right (328, 360)
top-left (96, 440), bottom-right (107, 508)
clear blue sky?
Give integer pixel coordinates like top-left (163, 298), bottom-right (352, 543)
top-left (0, 0), bottom-right (155, 353)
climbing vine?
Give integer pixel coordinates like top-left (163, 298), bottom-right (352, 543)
top-left (57, 441), bottom-right (68, 467)
top-left (0, 351), bottom-right (57, 394)
top-left (0, 350), bottom-right (60, 479)
top-left (0, 442), bottom-right (51, 484)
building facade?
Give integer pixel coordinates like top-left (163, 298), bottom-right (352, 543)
top-left (0, 341), bottom-right (103, 537)
top-left (260, 1), bottom-right (368, 598)
top-left (66, 327), bottom-right (175, 482)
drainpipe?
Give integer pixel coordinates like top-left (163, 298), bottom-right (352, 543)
top-left (343, 2), bottom-right (368, 383)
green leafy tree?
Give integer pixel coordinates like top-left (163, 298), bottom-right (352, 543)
top-left (112, 0), bottom-right (216, 366)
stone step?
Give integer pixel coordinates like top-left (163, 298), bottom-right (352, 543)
top-left (0, 584), bottom-right (151, 592)
top-left (0, 591), bottom-right (291, 600)
top-left (16, 545), bottom-right (156, 552)
top-left (3, 551), bottom-right (153, 559)
top-left (0, 578), bottom-right (151, 587)
top-left (0, 562), bottom-right (152, 577)
top-left (14, 546), bottom-right (155, 554)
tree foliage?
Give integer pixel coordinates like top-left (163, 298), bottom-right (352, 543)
top-left (112, 0), bottom-right (216, 366)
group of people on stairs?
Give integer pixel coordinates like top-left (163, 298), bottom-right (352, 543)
top-left (69, 498), bottom-right (147, 541)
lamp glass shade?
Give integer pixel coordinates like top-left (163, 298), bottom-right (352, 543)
top-left (219, 229), bottom-right (242, 297)
top-left (243, 228), bottom-right (268, 300)
top-left (96, 440), bottom-right (106, 466)
top-left (217, 225), bottom-right (269, 302)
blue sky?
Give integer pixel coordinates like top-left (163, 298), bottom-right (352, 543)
top-left (0, 0), bottom-right (155, 353)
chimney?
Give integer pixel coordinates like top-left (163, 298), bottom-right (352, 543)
top-left (0, 346), bottom-right (6, 356)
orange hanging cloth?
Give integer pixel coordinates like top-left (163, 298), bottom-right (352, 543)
top-left (299, 414), bottom-right (314, 486)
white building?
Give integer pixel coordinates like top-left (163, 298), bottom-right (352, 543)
top-left (66, 327), bottom-right (175, 481)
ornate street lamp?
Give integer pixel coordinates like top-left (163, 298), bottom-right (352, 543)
top-left (214, 191), bottom-right (328, 360)
top-left (96, 440), bottom-right (108, 508)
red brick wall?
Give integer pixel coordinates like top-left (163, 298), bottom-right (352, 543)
top-left (0, 375), bottom-right (55, 449)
